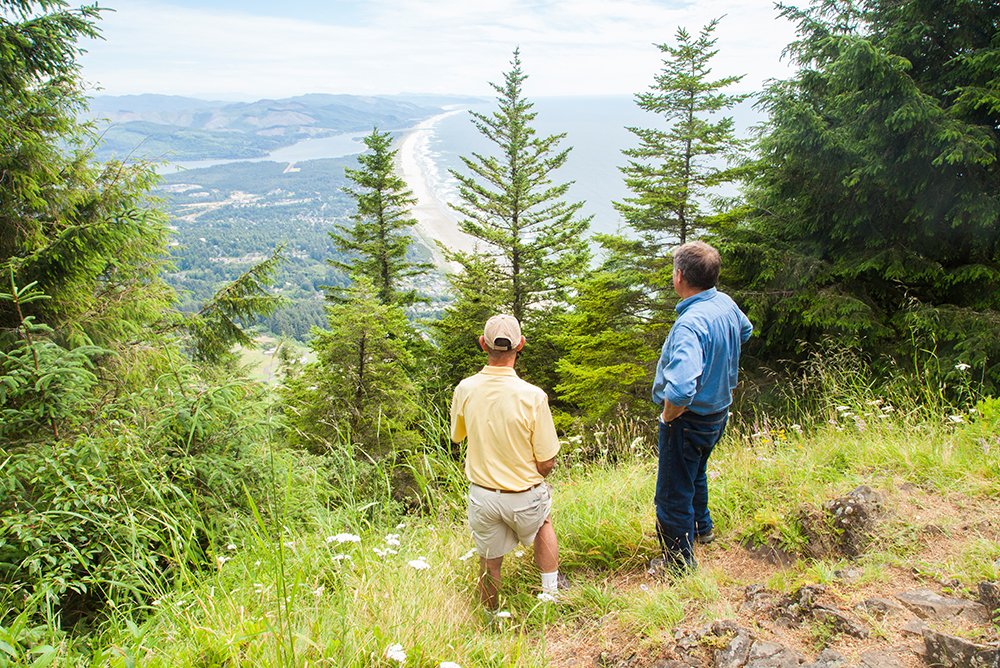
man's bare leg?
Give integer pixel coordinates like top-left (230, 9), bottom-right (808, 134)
top-left (478, 556), bottom-right (503, 609)
top-left (534, 516), bottom-right (558, 573)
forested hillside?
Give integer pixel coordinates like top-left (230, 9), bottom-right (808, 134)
top-left (0, 1), bottom-right (997, 666)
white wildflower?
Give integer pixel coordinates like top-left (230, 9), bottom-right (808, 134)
top-left (537, 592), bottom-right (557, 602)
top-left (216, 555), bottom-right (230, 568)
top-left (494, 611), bottom-right (512, 619)
top-left (408, 556), bottom-right (430, 570)
top-left (440, 663), bottom-right (463, 668)
top-left (836, 405), bottom-right (850, 413)
top-left (327, 533), bottom-right (361, 544)
top-left (459, 548), bottom-right (477, 561)
top-left (226, 543), bottom-right (237, 551)
top-left (384, 643), bottom-right (406, 663)
top-left (313, 585), bottom-right (325, 597)
top-left (955, 362), bottom-right (971, 371)
top-left (331, 553), bottom-right (352, 562)
top-left (396, 522), bottom-right (407, 530)
top-left (385, 533), bottom-right (401, 546)
top-left (373, 547), bottom-right (398, 558)
top-left (790, 424), bottom-right (802, 433)
top-left (948, 414), bottom-right (965, 423)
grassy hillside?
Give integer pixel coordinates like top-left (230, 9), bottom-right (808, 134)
top-left (53, 394), bottom-right (997, 666)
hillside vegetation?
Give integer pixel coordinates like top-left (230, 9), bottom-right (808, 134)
top-left (1, 1), bottom-right (997, 667)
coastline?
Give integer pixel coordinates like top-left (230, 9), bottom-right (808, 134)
top-left (395, 109), bottom-right (476, 269)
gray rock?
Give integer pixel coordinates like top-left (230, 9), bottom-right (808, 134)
top-left (833, 567), bottom-right (864, 582)
top-left (811, 606), bottom-right (869, 639)
top-left (901, 618), bottom-right (929, 636)
top-left (923, 628), bottom-right (1000, 668)
top-left (742, 585), bottom-right (777, 615)
top-left (713, 628), bottom-right (753, 668)
top-left (745, 641), bottom-right (805, 668)
top-left (979, 581), bottom-right (1000, 617)
top-left (857, 650), bottom-right (904, 668)
top-left (895, 589), bottom-right (990, 623)
top-left (775, 584), bottom-right (826, 622)
top-left (802, 648), bottom-right (848, 668)
top-left (823, 485), bottom-right (884, 557)
top-left (855, 597), bottom-right (905, 619)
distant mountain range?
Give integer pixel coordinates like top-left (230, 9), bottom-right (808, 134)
top-left (85, 93), bottom-right (482, 162)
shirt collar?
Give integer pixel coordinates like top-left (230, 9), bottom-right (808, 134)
top-left (676, 287), bottom-right (717, 314)
top-left (480, 365), bottom-right (518, 376)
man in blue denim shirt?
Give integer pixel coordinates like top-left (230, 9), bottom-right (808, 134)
top-left (652, 241), bottom-right (752, 572)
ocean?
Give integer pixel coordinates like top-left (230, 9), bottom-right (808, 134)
top-left (415, 95), bottom-right (763, 238)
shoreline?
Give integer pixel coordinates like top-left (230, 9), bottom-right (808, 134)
top-left (395, 109), bottom-right (476, 269)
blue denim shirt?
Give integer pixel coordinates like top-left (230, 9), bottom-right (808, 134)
top-left (652, 288), bottom-right (753, 415)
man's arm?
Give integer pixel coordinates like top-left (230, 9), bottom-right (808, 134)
top-left (535, 457), bottom-right (556, 477)
top-left (739, 309), bottom-right (753, 343)
top-left (450, 386), bottom-right (466, 443)
top-left (661, 399), bottom-right (686, 423)
top-left (655, 324), bottom-right (702, 415)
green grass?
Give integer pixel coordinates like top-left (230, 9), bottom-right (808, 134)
top-left (9, 387), bottom-right (998, 666)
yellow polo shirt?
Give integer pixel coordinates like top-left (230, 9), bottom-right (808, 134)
top-left (450, 365), bottom-right (560, 491)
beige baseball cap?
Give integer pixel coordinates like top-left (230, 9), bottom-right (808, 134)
top-left (483, 314), bottom-right (522, 351)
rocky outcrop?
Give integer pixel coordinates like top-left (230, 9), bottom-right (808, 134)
top-left (895, 589), bottom-right (990, 624)
top-left (923, 628), bottom-right (1000, 668)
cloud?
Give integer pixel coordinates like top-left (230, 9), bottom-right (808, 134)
top-left (79, 0), bottom-right (797, 99)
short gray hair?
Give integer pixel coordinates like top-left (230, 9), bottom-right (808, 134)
top-left (673, 241), bottom-right (721, 289)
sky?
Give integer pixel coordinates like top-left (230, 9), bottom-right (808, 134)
top-left (78, 0), bottom-right (799, 101)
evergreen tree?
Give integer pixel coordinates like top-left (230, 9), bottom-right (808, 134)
top-left (282, 277), bottom-right (421, 457)
top-left (439, 49), bottom-right (591, 390)
top-left (727, 0), bottom-right (1000, 387)
top-left (330, 127), bottom-right (430, 307)
top-left (617, 19), bottom-right (749, 250)
top-left (555, 237), bottom-right (669, 423)
top-left (557, 22), bottom-right (748, 422)
top-left (0, 1), bottom-right (173, 346)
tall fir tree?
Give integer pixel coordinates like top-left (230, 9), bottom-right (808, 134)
top-left (0, 1), bottom-right (173, 347)
top-left (437, 49), bottom-right (591, 392)
top-left (557, 22), bottom-right (748, 422)
top-left (616, 19), bottom-right (749, 250)
top-left (330, 127), bottom-right (431, 307)
top-left (282, 277), bottom-right (421, 457)
top-left (726, 0), bottom-right (1000, 388)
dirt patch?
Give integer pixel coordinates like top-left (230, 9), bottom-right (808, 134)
top-left (546, 481), bottom-right (999, 667)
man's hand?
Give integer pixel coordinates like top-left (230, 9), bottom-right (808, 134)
top-left (661, 400), bottom-right (686, 423)
top-left (535, 457), bottom-right (556, 477)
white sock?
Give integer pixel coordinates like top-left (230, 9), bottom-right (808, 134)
top-left (541, 570), bottom-right (559, 593)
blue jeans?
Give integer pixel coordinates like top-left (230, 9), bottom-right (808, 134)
top-left (654, 409), bottom-right (728, 563)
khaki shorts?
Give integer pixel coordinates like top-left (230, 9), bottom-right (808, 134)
top-left (468, 483), bottom-right (552, 559)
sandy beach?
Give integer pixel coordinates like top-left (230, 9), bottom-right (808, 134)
top-left (395, 109), bottom-right (477, 269)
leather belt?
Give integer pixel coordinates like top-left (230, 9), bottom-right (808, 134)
top-left (474, 482), bottom-right (542, 494)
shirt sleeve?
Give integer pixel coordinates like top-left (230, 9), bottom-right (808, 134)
top-left (739, 309), bottom-right (753, 343)
top-left (661, 324), bottom-right (703, 408)
top-left (450, 385), bottom-right (467, 444)
top-left (531, 393), bottom-right (560, 462)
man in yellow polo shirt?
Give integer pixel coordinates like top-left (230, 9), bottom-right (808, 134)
top-left (450, 314), bottom-right (562, 610)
